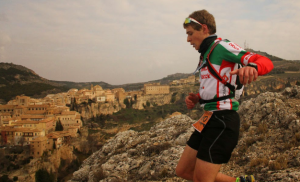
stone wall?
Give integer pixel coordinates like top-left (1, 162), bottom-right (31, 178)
top-left (132, 94), bottom-right (172, 110)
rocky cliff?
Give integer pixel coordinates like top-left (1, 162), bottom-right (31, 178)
top-left (6, 145), bottom-right (76, 182)
top-left (79, 102), bottom-right (125, 121)
top-left (68, 86), bottom-right (300, 182)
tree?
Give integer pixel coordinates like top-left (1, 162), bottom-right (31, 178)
top-left (55, 119), bottom-right (64, 131)
top-left (146, 101), bottom-right (150, 107)
top-left (19, 136), bottom-right (25, 147)
top-left (35, 168), bottom-right (54, 182)
top-left (0, 175), bottom-right (12, 182)
top-left (123, 98), bottom-right (130, 108)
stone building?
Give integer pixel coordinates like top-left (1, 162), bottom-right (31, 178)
top-left (105, 90), bottom-right (115, 102)
top-left (30, 136), bottom-right (48, 158)
top-left (143, 83), bottom-right (170, 95)
top-left (0, 126), bottom-right (45, 145)
top-left (56, 111), bottom-right (82, 131)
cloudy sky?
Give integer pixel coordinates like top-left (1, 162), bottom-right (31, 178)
top-left (0, 0), bottom-right (299, 85)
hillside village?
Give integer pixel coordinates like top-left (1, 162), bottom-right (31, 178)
top-left (0, 75), bottom-right (197, 160)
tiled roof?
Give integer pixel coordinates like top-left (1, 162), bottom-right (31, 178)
top-left (31, 136), bottom-right (48, 141)
top-left (46, 132), bottom-right (62, 138)
top-left (15, 120), bottom-right (40, 124)
top-left (0, 105), bottom-right (15, 109)
top-left (0, 113), bottom-right (12, 116)
top-left (27, 104), bottom-right (50, 108)
top-left (61, 111), bottom-right (77, 115)
top-left (0, 127), bottom-right (43, 132)
top-left (21, 115), bottom-right (46, 119)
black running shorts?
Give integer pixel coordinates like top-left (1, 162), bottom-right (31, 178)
top-left (187, 110), bottom-right (240, 164)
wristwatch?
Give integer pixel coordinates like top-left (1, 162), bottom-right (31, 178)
top-left (246, 63), bottom-right (258, 71)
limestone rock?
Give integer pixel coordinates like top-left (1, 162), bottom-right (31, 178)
top-left (69, 86), bottom-right (300, 182)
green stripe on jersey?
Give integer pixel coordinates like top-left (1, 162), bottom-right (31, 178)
top-left (204, 100), bottom-right (239, 111)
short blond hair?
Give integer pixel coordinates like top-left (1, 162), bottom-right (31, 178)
top-left (183, 9), bottom-right (216, 34)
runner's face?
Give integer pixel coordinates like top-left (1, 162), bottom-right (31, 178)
top-left (185, 25), bottom-right (207, 51)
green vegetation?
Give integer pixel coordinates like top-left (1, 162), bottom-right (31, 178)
top-left (0, 83), bottom-right (68, 102)
top-left (35, 168), bottom-right (56, 182)
top-left (55, 120), bottom-right (64, 131)
top-left (0, 67), bottom-right (37, 84)
top-left (0, 175), bottom-right (12, 182)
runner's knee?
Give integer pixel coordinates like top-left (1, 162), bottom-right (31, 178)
top-left (175, 165), bottom-right (188, 178)
top-left (175, 165), bottom-right (183, 177)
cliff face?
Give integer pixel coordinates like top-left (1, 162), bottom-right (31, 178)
top-left (77, 101), bottom-right (125, 121)
top-left (69, 86), bottom-right (300, 182)
top-left (9, 145), bottom-right (76, 182)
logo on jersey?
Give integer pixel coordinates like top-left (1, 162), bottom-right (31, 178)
top-left (229, 43), bottom-right (242, 51)
top-left (222, 74), bottom-right (229, 82)
top-left (220, 41), bottom-right (243, 56)
top-left (201, 74), bottom-right (210, 79)
top-left (243, 52), bottom-right (256, 65)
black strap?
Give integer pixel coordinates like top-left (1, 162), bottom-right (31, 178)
top-left (199, 40), bottom-right (238, 104)
top-left (199, 93), bottom-right (235, 104)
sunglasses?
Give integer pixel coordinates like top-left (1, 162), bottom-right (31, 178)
top-left (184, 17), bottom-right (202, 26)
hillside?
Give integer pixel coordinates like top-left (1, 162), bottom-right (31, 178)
top-left (0, 63), bottom-right (70, 103)
top-left (69, 86), bottom-right (300, 182)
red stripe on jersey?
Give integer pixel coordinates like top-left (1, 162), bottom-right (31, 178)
top-left (248, 54), bottom-right (274, 75)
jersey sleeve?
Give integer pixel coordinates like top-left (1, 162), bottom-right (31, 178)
top-left (215, 40), bottom-right (274, 75)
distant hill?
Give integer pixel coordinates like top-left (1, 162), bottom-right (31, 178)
top-left (0, 63), bottom-right (71, 103)
top-left (246, 49), bottom-right (285, 62)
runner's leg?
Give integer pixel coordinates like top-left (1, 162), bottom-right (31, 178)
top-left (215, 173), bottom-right (236, 182)
top-left (193, 158), bottom-right (221, 182)
top-left (176, 145), bottom-right (236, 182)
top-left (176, 145), bottom-right (197, 180)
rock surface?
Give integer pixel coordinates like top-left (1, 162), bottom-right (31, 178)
top-left (69, 86), bottom-right (300, 182)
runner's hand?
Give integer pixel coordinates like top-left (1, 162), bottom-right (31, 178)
top-left (230, 66), bottom-right (258, 85)
top-left (185, 93), bottom-right (199, 109)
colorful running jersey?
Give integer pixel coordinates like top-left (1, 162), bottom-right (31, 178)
top-left (199, 37), bottom-right (273, 111)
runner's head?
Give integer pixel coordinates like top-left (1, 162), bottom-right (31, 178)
top-left (183, 9), bottom-right (216, 35)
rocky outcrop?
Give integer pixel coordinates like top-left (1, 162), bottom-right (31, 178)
top-left (69, 86), bottom-right (300, 182)
top-left (69, 115), bottom-right (193, 182)
top-left (78, 101), bottom-right (124, 121)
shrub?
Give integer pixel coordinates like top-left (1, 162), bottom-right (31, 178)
top-left (269, 155), bottom-right (288, 170)
top-left (250, 158), bottom-right (269, 167)
top-left (257, 122), bottom-right (268, 134)
top-left (245, 137), bottom-right (256, 147)
top-left (144, 143), bottom-right (171, 157)
top-left (13, 176), bottom-right (18, 181)
top-left (93, 167), bottom-right (106, 181)
top-left (172, 129), bottom-right (186, 139)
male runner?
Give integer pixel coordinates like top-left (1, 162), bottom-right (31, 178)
top-left (175, 9), bottom-right (273, 182)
